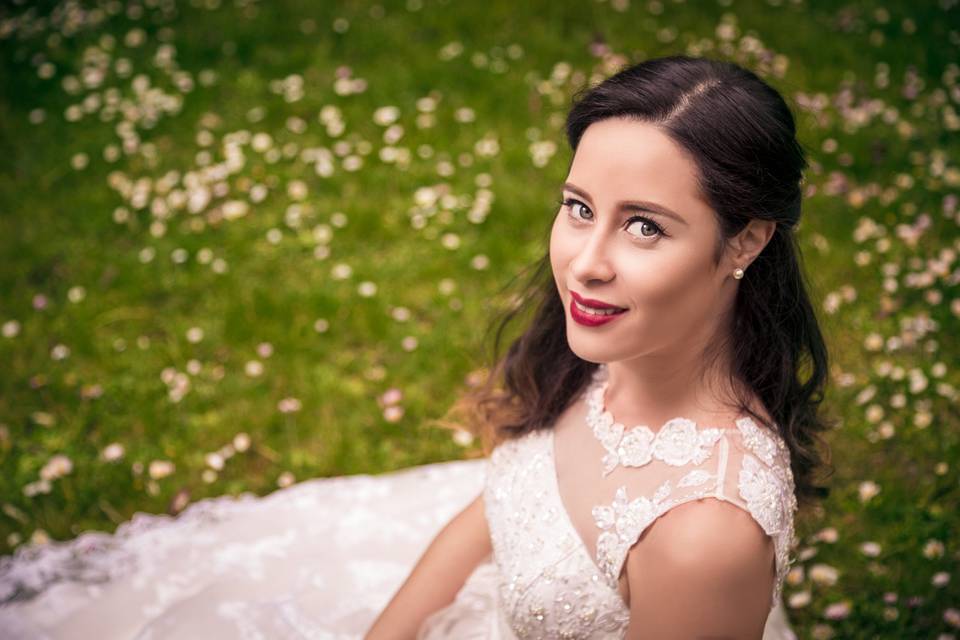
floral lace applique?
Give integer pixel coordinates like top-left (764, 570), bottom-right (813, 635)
top-left (652, 419), bottom-right (724, 467)
top-left (676, 468), bottom-right (716, 488)
top-left (585, 383), bottom-right (728, 476)
top-left (735, 421), bottom-right (799, 608)
top-left (587, 414), bottom-right (799, 610)
top-left (484, 431), bottom-right (633, 639)
top-left (738, 454), bottom-right (787, 535)
top-left (735, 416), bottom-right (784, 466)
top-left (592, 480), bottom-right (673, 586)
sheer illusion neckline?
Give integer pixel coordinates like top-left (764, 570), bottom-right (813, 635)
top-left (545, 426), bottom-right (632, 611)
top-left (540, 367), bottom-right (766, 609)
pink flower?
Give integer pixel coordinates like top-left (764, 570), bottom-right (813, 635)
top-left (823, 601), bottom-right (852, 620)
top-left (944, 608), bottom-right (960, 628)
top-left (380, 388), bottom-right (403, 406)
top-left (383, 405), bottom-right (404, 423)
top-left (278, 397), bottom-right (301, 413)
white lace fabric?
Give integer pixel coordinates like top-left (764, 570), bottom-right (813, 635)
top-left (0, 460), bottom-right (488, 639)
top-left (481, 364), bottom-right (798, 640)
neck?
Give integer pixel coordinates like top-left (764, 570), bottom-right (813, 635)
top-left (599, 333), bottom-right (741, 431)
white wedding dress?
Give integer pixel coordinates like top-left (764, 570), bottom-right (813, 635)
top-left (0, 364), bottom-right (797, 639)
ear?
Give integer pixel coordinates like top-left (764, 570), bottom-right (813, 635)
top-left (728, 219), bottom-right (776, 267)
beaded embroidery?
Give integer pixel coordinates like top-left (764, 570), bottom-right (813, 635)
top-left (584, 365), bottom-right (797, 606)
top-left (483, 363), bottom-right (799, 637)
top-left (735, 415), bottom-right (799, 607)
top-left (485, 433), bottom-right (631, 639)
top-left (586, 424), bottom-right (797, 608)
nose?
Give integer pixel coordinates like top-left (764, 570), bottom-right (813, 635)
top-left (569, 225), bottom-right (616, 284)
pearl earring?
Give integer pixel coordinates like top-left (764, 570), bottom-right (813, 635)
top-left (733, 267), bottom-right (745, 280)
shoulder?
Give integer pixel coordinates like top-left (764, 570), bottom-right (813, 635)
top-left (487, 428), bottom-right (552, 478)
top-left (729, 414), bottom-right (790, 467)
top-left (622, 498), bottom-right (777, 637)
top-left (490, 428), bottom-right (544, 456)
top-left (725, 415), bottom-right (798, 537)
top-left (627, 497), bottom-right (775, 579)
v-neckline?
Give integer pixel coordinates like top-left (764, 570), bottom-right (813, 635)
top-left (543, 426), bottom-right (631, 611)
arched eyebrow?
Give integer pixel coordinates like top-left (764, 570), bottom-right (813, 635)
top-left (562, 182), bottom-right (689, 226)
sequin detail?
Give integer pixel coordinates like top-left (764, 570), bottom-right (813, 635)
top-left (485, 432), bottom-right (631, 639)
top-left (735, 416), bottom-right (782, 466)
top-left (736, 417), bottom-right (799, 608)
top-left (592, 481), bottom-right (672, 584)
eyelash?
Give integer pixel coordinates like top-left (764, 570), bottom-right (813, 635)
top-left (558, 197), bottom-right (668, 239)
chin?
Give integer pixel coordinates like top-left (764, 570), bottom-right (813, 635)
top-left (565, 342), bottom-right (615, 365)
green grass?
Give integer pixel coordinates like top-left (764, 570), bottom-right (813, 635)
top-left (1, 0), bottom-right (959, 636)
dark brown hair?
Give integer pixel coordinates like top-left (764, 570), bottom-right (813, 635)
top-left (437, 55), bottom-right (834, 512)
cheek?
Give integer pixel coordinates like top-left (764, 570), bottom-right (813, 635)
top-left (549, 214), bottom-right (571, 277)
top-left (625, 244), bottom-right (717, 312)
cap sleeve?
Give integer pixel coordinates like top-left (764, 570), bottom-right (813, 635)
top-left (725, 417), bottom-right (799, 609)
top-left (594, 418), bottom-right (797, 610)
top-left (620, 495), bottom-right (781, 637)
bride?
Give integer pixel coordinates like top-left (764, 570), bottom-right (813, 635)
top-left (0, 55), bottom-right (831, 639)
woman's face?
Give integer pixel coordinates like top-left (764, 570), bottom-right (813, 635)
top-left (549, 117), bottom-right (738, 365)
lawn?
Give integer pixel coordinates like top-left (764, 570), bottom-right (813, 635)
top-left (1, 0), bottom-right (958, 636)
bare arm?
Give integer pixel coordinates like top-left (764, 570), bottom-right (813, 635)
top-left (364, 490), bottom-right (492, 640)
top-left (624, 498), bottom-right (775, 640)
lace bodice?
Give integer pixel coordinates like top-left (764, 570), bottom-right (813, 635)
top-left (482, 366), bottom-right (798, 639)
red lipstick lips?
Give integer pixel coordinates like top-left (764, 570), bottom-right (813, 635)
top-left (569, 291), bottom-right (627, 327)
